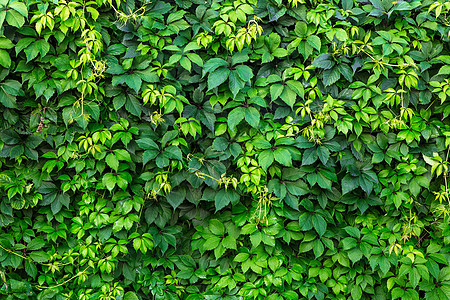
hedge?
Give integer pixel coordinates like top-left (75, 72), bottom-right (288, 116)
top-left (1, 0), bottom-right (450, 299)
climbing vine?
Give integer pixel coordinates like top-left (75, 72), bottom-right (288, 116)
top-left (0, 0), bottom-right (450, 299)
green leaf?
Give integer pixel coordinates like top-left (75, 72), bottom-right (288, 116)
top-left (0, 38), bottom-right (14, 49)
top-left (214, 189), bottom-right (239, 211)
top-left (282, 168), bottom-right (304, 181)
top-left (5, 10), bottom-right (25, 28)
top-left (312, 214), bottom-right (327, 236)
top-left (25, 260), bottom-right (37, 278)
top-left (167, 10), bottom-right (186, 24)
top-left (409, 267), bottom-right (420, 288)
top-left (156, 155), bottom-right (170, 168)
top-left (1, 129), bottom-right (20, 144)
top-left (274, 147), bottom-right (292, 166)
top-left (244, 106), bottom-right (260, 128)
top-left (280, 86), bottom-right (297, 108)
top-left (212, 137), bottom-right (229, 151)
top-left (169, 53), bottom-right (182, 65)
top-left (298, 41), bottom-right (314, 60)
top-left (378, 256), bottom-right (390, 274)
top-left (203, 236), bottom-right (221, 251)
top-left (124, 291), bottom-right (139, 300)
top-left (29, 251), bottom-right (50, 263)
top-left (268, 257), bottom-right (280, 272)
top-left (167, 187), bottom-right (186, 209)
top-left (102, 173), bottom-right (116, 192)
top-left (258, 150), bottom-right (274, 171)
top-left (348, 248), bottom-right (363, 263)
top-left (392, 287), bottom-right (404, 299)
top-left (426, 259), bottom-right (440, 279)
top-left (180, 56), bottom-right (192, 72)
top-left (208, 67), bottom-right (230, 90)
top-left (107, 44), bottom-right (127, 55)
top-left (298, 213), bottom-right (313, 231)
top-left (136, 138), bottom-right (159, 150)
top-left (177, 269), bottom-right (194, 279)
top-left (285, 179), bottom-right (308, 196)
top-left (114, 149), bottom-right (131, 161)
top-left (228, 107), bottom-right (245, 131)
top-left (209, 219), bottom-right (225, 236)
top-left (317, 171), bottom-right (332, 189)
top-left (112, 217), bottom-right (124, 232)
top-left (415, 176), bottom-right (429, 188)
top-left (261, 233), bottom-right (275, 246)
top-left (270, 84), bottom-right (284, 101)
top-left (113, 94), bottom-right (126, 110)
top-left (359, 175), bottom-right (374, 194)
top-left (222, 235), bottom-right (236, 249)
top-left (316, 146), bottom-right (330, 164)
top-left (126, 74), bottom-right (142, 93)
top-left (306, 35), bottom-right (321, 51)
top-left (142, 150), bottom-right (158, 165)
top-left (27, 238), bottom-right (45, 251)
top-left (268, 179), bottom-right (287, 199)
top-left (343, 226), bottom-right (361, 239)
top-left (10, 145), bottom-right (24, 158)
top-left (235, 65), bottom-right (253, 82)
top-left (26, 135), bottom-right (43, 149)
top-left (9, 2), bottom-right (28, 16)
top-left (302, 148), bottom-right (318, 165)
top-left (342, 237), bottom-right (357, 250)
top-left (252, 138), bottom-right (271, 150)
top-left (203, 58), bottom-right (228, 75)
top-left (35, 39), bottom-right (50, 58)
top-left (125, 94), bottom-right (142, 117)
top-left (136, 68), bottom-right (159, 82)
top-left (335, 28), bottom-right (348, 41)
top-left (323, 67), bottom-right (340, 87)
top-left (272, 48), bottom-right (288, 57)
top-left (250, 231), bottom-right (262, 248)
top-left (438, 65), bottom-right (450, 75)
top-left (231, 51), bottom-right (249, 65)
top-left (24, 42), bottom-right (39, 62)
top-left (312, 54), bottom-right (334, 69)
top-left (234, 253), bottom-right (250, 262)
top-left (186, 53), bottom-right (203, 67)
top-left (286, 80), bottom-right (304, 99)
top-left (106, 153), bottom-right (119, 171)
top-left (228, 71), bottom-right (245, 96)
top-left (0, 49), bottom-right (11, 68)
top-left (342, 174), bottom-right (358, 194)
top-left (338, 64), bottom-right (353, 82)
top-left (313, 239), bottom-right (324, 258)
top-left (268, 6), bottom-right (286, 21)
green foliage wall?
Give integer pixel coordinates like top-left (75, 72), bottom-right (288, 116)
top-left (1, 0), bottom-right (450, 298)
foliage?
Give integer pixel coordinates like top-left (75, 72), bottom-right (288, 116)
top-left (0, 0), bottom-right (450, 299)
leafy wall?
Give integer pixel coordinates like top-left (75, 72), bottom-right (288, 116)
top-left (1, 0), bottom-right (450, 299)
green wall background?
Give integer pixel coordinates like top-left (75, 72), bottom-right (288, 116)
top-left (0, 0), bottom-right (450, 299)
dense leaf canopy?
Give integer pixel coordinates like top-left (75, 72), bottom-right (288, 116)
top-left (1, 0), bottom-right (450, 299)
